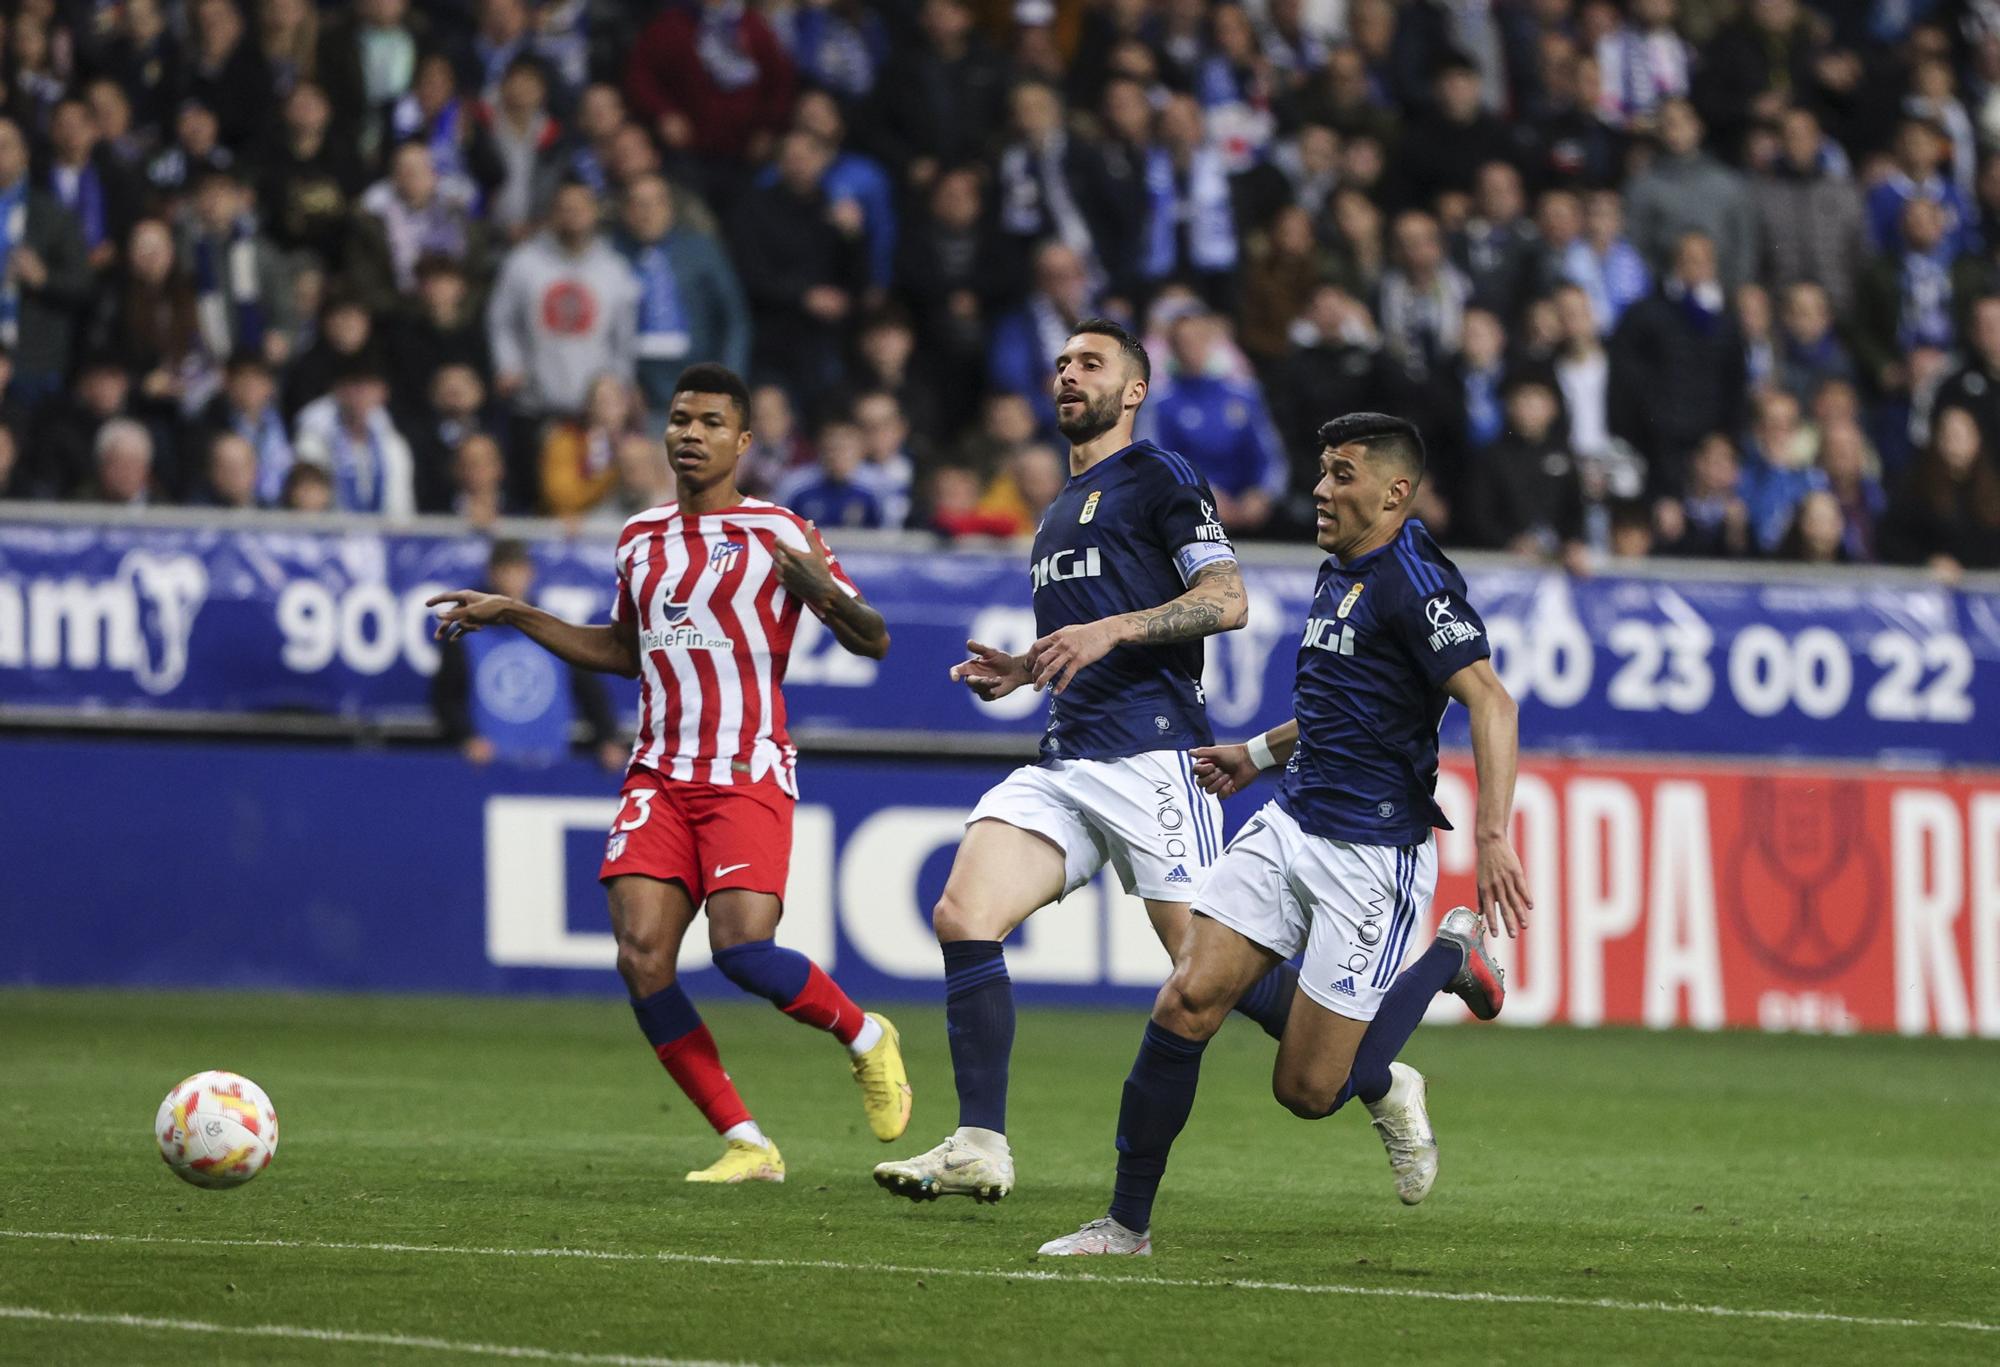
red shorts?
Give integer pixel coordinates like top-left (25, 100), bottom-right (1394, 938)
top-left (597, 769), bottom-right (793, 904)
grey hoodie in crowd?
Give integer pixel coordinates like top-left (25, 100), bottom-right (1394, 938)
top-left (1625, 150), bottom-right (1755, 293)
top-left (484, 230), bottom-right (639, 417)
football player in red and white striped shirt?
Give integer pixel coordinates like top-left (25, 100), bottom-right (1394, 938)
top-left (429, 363), bottom-right (911, 1184)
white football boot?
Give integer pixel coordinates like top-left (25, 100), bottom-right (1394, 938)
top-left (1364, 1061), bottom-right (1438, 1205)
top-left (1036, 1217), bottom-right (1152, 1257)
top-left (873, 1128), bottom-right (1014, 1203)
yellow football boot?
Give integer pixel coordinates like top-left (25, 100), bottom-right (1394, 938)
top-left (685, 1138), bottom-right (785, 1184)
top-left (850, 1012), bottom-right (913, 1141)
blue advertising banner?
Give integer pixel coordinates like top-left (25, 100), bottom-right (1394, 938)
top-left (2, 515), bottom-right (1998, 763)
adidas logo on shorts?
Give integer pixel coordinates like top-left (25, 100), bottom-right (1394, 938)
top-left (1165, 864), bottom-right (1192, 885)
top-left (1331, 976), bottom-right (1357, 997)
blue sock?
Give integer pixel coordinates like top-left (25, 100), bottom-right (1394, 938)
top-left (1324, 938), bottom-right (1463, 1114)
top-left (1108, 1021), bottom-right (1208, 1233)
top-left (711, 938), bottom-right (812, 1004)
top-left (942, 940), bottom-right (1013, 1133)
top-left (1232, 961), bottom-right (1300, 1040)
top-left (629, 982), bottom-right (703, 1047)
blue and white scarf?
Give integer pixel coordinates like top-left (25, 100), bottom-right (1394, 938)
top-left (630, 241), bottom-right (690, 359)
top-left (55, 162), bottom-right (106, 251)
top-left (697, 2), bottom-right (759, 92)
top-left (0, 181), bottom-right (26, 346)
top-left (1898, 249), bottom-right (1955, 351)
top-left (328, 418), bottom-right (390, 513)
top-left (191, 217), bottom-right (266, 361)
top-left (1142, 145), bottom-right (1237, 279)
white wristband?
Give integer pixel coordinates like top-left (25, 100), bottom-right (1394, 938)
top-left (1245, 731), bottom-right (1278, 772)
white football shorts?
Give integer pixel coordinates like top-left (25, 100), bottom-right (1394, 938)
top-left (965, 750), bottom-right (1224, 902)
top-left (1194, 798), bottom-right (1437, 1021)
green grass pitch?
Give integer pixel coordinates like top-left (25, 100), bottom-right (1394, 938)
top-left (1, 989), bottom-right (1995, 1366)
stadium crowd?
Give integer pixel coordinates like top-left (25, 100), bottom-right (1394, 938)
top-left (0, 0), bottom-right (1996, 576)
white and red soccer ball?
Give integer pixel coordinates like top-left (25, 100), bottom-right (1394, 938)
top-left (156, 1071), bottom-right (279, 1188)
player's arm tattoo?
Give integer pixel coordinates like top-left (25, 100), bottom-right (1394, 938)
top-left (1118, 560), bottom-right (1248, 646)
top-left (819, 591), bottom-right (892, 660)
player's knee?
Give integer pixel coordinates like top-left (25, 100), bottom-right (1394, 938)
top-left (931, 888), bottom-right (995, 943)
top-left (1152, 974), bottom-right (1228, 1041)
top-left (613, 931), bottom-right (675, 995)
top-left (1272, 1070), bottom-right (1346, 1119)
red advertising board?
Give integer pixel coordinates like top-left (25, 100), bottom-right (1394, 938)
top-left (1427, 757), bottom-right (2000, 1037)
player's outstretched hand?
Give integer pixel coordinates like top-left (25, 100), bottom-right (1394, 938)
top-left (949, 638), bottom-right (1031, 701)
top-left (1030, 620), bottom-right (1117, 694)
top-left (427, 589), bottom-right (514, 640)
top-left (1475, 833), bottom-right (1533, 939)
top-left (1191, 743), bottom-right (1260, 797)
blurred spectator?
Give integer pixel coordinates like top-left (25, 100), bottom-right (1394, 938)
top-left (739, 382), bottom-right (809, 497)
top-left (0, 116), bottom-right (90, 405)
top-left (389, 52), bottom-right (504, 211)
top-left (97, 0), bottom-right (183, 141)
top-left (973, 441), bottom-right (1066, 538)
top-left (1816, 416), bottom-right (1885, 562)
top-left (873, 0), bottom-right (1010, 192)
top-left (1736, 282), bottom-right (1775, 393)
top-left (43, 96), bottom-right (140, 271)
top-left (788, 89), bottom-right (896, 299)
top-left (853, 309), bottom-right (936, 447)
top-left (482, 56), bottom-right (565, 240)
top-left (1464, 368), bottom-right (1588, 567)
top-left (1564, 190), bottom-right (1650, 335)
top-left (1753, 105), bottom-right (1866, 317)
top-left (261, 82), bottom-right (368, 272)
top-left (349, 141), bottom-right (490, 314)
top-left (146, 100), bottom-right (234, 209)
top-left (624, 0), bottom-right (796, 194)
top-left (257, 0), bottom-right (320, 100)
top-left (1931, 295), bottom-right (2000, 457)
top-left (197, 430), bottom-right (261, 509)
top-left (1693, 0), bottom-right (1824, 153)
top-left (88, 418), bottom-right (156, 506)
top-left (0, 425), bottom-right (18, 499)
top-left (284, 291), bottom-right (378, 419)
top-left (1773, 488), bottom-right (1851, 563)
top-left (1596, 0), bottom-right (1692, 130)
top-left (541, 373), bottom-right (644, 518)
top-left (1775, 282), bottom-right (1854, 405)
top-left (1238, 204), bottom-right (1328, 365)
top-left (279, 459), bottom-right (334, 512)
top-left (90, 218), bottom-right (197, 409)
top-left (383, 254), bottom-right (493, 420)
top-left (449, 429), bottom-right (510, 527)
top-left (183, 0), bottom-right (278, 153)
top-left (781, 416), bottom-right (885, 529)
top-left (1149, 311), bottom-right (1285, 535)
top-left (731, 131), bottom-right (864, 412)
top-left (27, 355), bottom-right (135, 499)
top-left (406, 362), bottom-right (504, 512)
top-left (989, 240), bottom-right (1100, 437)
top-left (1452, 307), bottom-right (1509, 481)
top-left (1396, 55), bottom-right (1516, 210)
top-left (589, 432), bottom-right (673, 527)
top-left (852, 390), bottom-right (917, 527)
top-left (1141, 93), bottom-right (1239, 309)
top-left (486, 179), bottom-right (637, 422)
top-left (1654, 432), bottom-right (1752, 558)
top-left (898, 166), bottom-right (1003, 418)
top-left (177, 167), bottom-right (297, 374)
top-left (613, 172), bottom-right (751, 416)
top-left (319, 0), bottom-right (424, 153)
top-left (431, 538), bottom-right (621, 769)
top-left (1378, 210), bottom-right (1470, 377)
top-left (1273, 284), bottom-right (1398, 483)
top-left (1854, 198), bottom-right (1959, 399)
top-left (994, 77), bottom-right (1124, 302)
top-left (199, 351), bottom-right (294, 506)
top-left (1452, 161), bottom-right (1541, 322)
top-left (773, 0), bottom-right (889, 105)
top-left (1625, 99), bottom-right (1753, 291)
top-left (1880, 405), bottom-right (2000, 578)
top-left (1611, 230), bottom-right (1746, 496)
top-left (1741, 388), bottom-right (1820, 552)
top-left (1865, 115), bottom-right (1975, 259)
top-left (928, 462), bottom-right (1016, 540)
top-left (290, 359), bottom-right (416, 516)
top-left (459, 0), bottom-right (534, 106)
top-left (1553, 284), bottom-right (1612, 461)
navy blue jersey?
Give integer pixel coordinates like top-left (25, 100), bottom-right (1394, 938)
top-left (1030, 440), bottom-right (1237, 763)
top-left (1277, 519), bottom-right (1490, 846)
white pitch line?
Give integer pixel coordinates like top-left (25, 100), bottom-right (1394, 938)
top-left (3, 1228), bottom-right (1995, 1338)
top-left (0, 1303), bottom-right (759, 1367)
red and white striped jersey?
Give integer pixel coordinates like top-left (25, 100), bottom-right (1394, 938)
top-left (612, 499), bottom-right (861, 795)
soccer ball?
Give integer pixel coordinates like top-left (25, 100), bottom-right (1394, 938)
top-left (155, 1071), bottom-right (279, 1189)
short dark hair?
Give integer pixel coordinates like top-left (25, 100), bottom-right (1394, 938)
top-left (1071, 316), bottom-right (1150, 384)
top-left (1317, 412), bottom-right (1427, 483)
top-left (488, 538), bottom-right (534, 575)
top-left (671, 362), bottom-right (751, 422)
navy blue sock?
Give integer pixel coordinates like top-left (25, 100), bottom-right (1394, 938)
top-left (711, 938), bottom-right (812, 1004)
top-left (1324, 938), bottom-right (1463, 1114)
top-left (1232, 961), bottom-right (1300, 1040)
top-left (629, 983), bottom-right (703, 1047)
top-left (942, 940), bottom-right (1013, 1133)
top-left (1108, 1021), bottom-right (1209, 1233)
